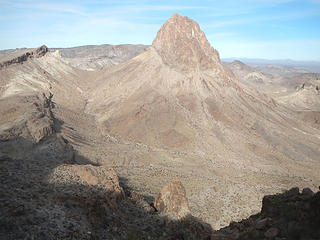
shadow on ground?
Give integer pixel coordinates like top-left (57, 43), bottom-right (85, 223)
top-left (0, 134), bottom-right (213, 240)
top-left (1, 132), bottom-right (319, 240)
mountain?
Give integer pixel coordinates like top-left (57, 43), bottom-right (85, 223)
top-left (224, 60), bottom-right (314, 92)
top-left (225, 60), bottom-right (320, 131)
top-left (224, 60), bottom-right (272, 88)
top-left (0, 44), bottom-right (148, 71)
top-left (86, 13), bottom-right (236, 150)
top-left (84, 13), bottom-right (320, 227)
top-left (51, 44), bottom-right (148, 70)
top-left (86, 13), bottom-right (320, 160)
top-left (277, 73), bottom-right (320, 110)
top-left (1, 13), bottom-right (320, 236)
top-left (223, 57), bottom-right (320, 73)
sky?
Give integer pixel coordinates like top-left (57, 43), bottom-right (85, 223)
top-left (0, 0), bottom-right (320, 60)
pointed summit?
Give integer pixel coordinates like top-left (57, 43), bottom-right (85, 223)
top-left (152, 13), bottom-right (220, 71)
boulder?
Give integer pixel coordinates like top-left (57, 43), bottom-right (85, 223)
top-left (154, 179), bottom-right (190, 218)
top-left (262, 187), bottom-right (300, 215)
top-left (34, 45), bottom-right (48, 57)
top-left (302, 187), bottom-right (314, 196)
top-left (214, 187), bottom-right (320, 239)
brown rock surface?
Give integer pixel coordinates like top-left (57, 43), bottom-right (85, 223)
top-left (154, 179), bottom-right (190, 218)
top-left (152, 13), bottom-right (220, 71)
top-left (49, 165), bottom-right (125, 209)
top-left (0, 93), bottom-right (55, 142)
top-left (84, 14), bottom-right (320, 229)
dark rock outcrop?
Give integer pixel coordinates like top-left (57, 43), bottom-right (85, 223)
top-left (213, 187), bottom-right (320, 240)
top-left (0, 45), bottom-right (48, 69)
top-left (33, 45), bottom-right (48, 57)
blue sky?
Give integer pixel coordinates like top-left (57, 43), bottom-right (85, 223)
top-left (1, 0), bottom-right (320, 60)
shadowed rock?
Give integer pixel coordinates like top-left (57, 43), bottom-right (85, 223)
top-left (213, 187), bottom-right (320, 240)
top-left (49, 165), bottom-right (125, 209)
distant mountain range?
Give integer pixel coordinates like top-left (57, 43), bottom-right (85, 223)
top-left (3, 47), bottom-right (319, 72)
top-left (222, 57), bottom-right (320, 72)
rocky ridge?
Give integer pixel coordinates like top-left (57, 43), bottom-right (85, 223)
top-left (1, 13), bottom-right (320, 239)
top-left (0, 45), bottom-right (48, 69)
top-left (52, 44), bottom-right (148, 70)
top-left (78, 13), bottom-right (320, 229)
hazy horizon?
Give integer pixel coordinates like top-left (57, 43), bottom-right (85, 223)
top-left (2, 43), bottom-right (320, 63)
top-left (1, 0), bottom-right (320, 61)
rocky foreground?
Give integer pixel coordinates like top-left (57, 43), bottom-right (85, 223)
top-left (213, 187), bottom-right (320, 240)
top-left (1, 131), bottom-right (319, 240)
top-left (1, 13), bottom-right (320, 240)
top-left (0, 85), bottom-right (319, 239)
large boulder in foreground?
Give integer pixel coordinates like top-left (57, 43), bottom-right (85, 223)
top-left (213, 187), bottom-right (320, 240)
top-left (154, 179), bottom-right (190, 218)
top-left (49, 164), bottom-right (125, 209)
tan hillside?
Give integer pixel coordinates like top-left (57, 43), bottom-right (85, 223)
top-left (1, 13), bottom-right (320, 236)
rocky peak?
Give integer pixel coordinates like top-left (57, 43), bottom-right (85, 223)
top-left (34, 45), bottom-right (48, 57)
top-left (230, 60), bottom-right (252, 71)
top-left (152, 13), bottom-right (220, 71)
